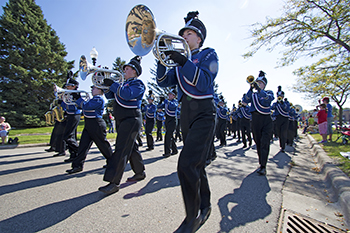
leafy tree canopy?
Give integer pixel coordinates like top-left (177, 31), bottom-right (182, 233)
top-left (0, 0), bottom-right (74, 127)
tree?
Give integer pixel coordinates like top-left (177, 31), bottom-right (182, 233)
top-left (243, 0), bottom-right (350, 125)
top-left (0, 0), bottom-right (73, 128)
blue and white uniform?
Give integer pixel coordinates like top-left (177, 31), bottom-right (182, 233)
top-left (271, 100), bottom-right (290, 150)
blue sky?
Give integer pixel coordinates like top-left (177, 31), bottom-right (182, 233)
top-left (1, 0), bottom-right (346, 111)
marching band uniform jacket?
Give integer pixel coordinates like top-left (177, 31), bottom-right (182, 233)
top-left (157, 99), bottom-right (178, 118)
top-left (156, 110), bottom-right (165, 141)
top-left (71, 95), bottom-right (112, 169)
top-left (103, 78), bottom-right (146, 185)
top-left (156, 47), bottom-right (218, 221)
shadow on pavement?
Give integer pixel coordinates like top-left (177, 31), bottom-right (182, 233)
top-left (123, 171), bottom-right (179, 199)
top-left (0, 156), bottom-right (165, 196)
top-left (0, 151), bottom-right (47, 159)
top-left (0, 191), bottom-right (106, 233)
top-left (217, 171), bottom-right (271, 232)
top-left (269, 151), bottom-right (291, 169)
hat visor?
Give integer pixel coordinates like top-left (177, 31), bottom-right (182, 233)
top-left (179, 26), bottom-right (203, 40)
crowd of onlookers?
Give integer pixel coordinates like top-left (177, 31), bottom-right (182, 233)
top-left (301, 97), bottom-right (334, 143)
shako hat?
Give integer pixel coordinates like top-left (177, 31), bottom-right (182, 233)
top-left (179, 11), bottom-right (206, 47)
top-left (123, 56), bottom-right (142, 76)
top-left (256, 70), bottom-right (267, 86)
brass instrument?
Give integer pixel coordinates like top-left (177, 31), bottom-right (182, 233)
top-left (277, 96), bottom-right (283, 102)
top-left (44, 98), bottom-right (65, 124)
top-left (294, 104), bottom-right (303, 114)
top-left (54, 84), bottom-right (90, 105)
top-left (246, 75), bottom-right (255, 84)
top-left (126, 4), bottom-right (191, 67)
top-left (79, 55), bottom-right (124, 89)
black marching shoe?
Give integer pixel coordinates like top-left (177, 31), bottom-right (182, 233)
top-left (199, 206), bottom-right (211, 228)
top-left (163, 153), bottom-right (171, 158)
top-left (146, 147), bottom-right (154, 151)
top-left (45, 147), bottom-right (55, 152)
top-left (171, 151), bottom-right (178, 155)
top-left (53, 152), bottom-right (66, 157)
top-left (127, 172), bottom-right (146, 182)
top-left (174, 216), bottom-right (202, 233)
top-left (64, 157), bottom-right (75, 163)
top-left (257, 167), bottom-right (266, 176)
top-left (66, 167), bottom-right (82, 174)
top-left (242, 144), bottom-right (247, 148)
top-left (98, 183), bottom-right (120, 194)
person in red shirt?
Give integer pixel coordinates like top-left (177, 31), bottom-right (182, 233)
top-left (316, 103), bottom-right (328, 143)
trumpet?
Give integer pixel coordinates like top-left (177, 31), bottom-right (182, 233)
top-left (277, 96), bottom-right (283, 102)
top-left (79, 55), bottom-right (124, 89)
top-left (126, 4), bottom-right (191, 67)
top-left (246, 75), bottom-right (255, 84)
top-left (294, 104), bottom-right (303, 114)
top-left (54, 84), bottom-right (90, 105)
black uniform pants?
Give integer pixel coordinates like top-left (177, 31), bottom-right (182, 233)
top-left (104, 105), bottom-right (145, 184)
top-left (49, 121), bottom-right (59, 149)
top-left (236, 118), bottom-right (242, 140)
top-left (164, 115), bottom-right (177, 155)
top-left (145, 117), bottom-right (155, 149)
top-left (72, 118), bottom-right (112, 169)
top-left (178, 96), bottom-right (216, 222)
top-left (156, 120), bottom-right (163, 141)
top-left (240, 118), bottom-right (252, 146)
top-left (286, 120), bottom-right (295, 146)
top-left (64, 114), bottom-right (80, 158)
top-left (175, 118), bottom-right (182, 141)
top-left (217, 118), bottom-right (226, 146)
top-left (275, 115), bottom-right (289, 150)
top-left (55, 120), bottom-right (67, 153)
top-left (251, 112), bottom-right (273, 168)
top-left (232, 120), bottom-right (237, 137)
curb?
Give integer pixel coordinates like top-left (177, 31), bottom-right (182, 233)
top-left (306, 134), bottom-right (350, 227)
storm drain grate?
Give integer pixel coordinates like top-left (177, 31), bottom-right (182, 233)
top-left (278, 209), bottom-right (347, 233)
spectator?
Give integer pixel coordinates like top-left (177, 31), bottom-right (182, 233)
top-left (322, 97), bottom-right (333, 141)
top-left (316, 104), bottom-right (327, 143)
top-left (0, 116), bottom-right (11, 144)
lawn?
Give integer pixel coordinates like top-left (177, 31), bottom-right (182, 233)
top-left (310, 132), bottom-right (350, 177)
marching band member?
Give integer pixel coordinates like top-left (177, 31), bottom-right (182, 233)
top-left (230, 104), bottom-right (238, 138)
top-left (156, 108), bottom-right (165, 141)
top-left (271, 86), bottom-right (290, 153)
top-left (66, 83), bottom-right (112, 174)
top-left (286, 102), bottom-right (297, 146)
top-left (144, 91), bottom-right (156, 151)
top-left (99, 56), bottom-right (146, 195)
top-left (62, 77), bottom-right (82, 163)
top-left (235, 100), bottom-right (243, 143)
top-left (156, 11), bottom-right (218, 232)
top-left (157, 90), bottom-right (178, 157)
top-left (216, 96), bottom-right (228, 147)
top-left (239, 97), bottom-right (252, 148)
top-left (242, 71), bottom-right (274, 175)
top-left (175, 105), bottom-right (183, 142)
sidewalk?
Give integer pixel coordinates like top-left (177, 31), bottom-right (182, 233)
top-left (279, 134), bottom-right (350, 232)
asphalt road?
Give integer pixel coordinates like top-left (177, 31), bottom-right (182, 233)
top-left (0, 134), bottom-right (346, 232)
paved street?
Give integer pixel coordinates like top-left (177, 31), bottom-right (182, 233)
top-left (0, 134), bottom-right (347, 232)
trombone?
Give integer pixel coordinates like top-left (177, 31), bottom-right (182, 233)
top-left (79, 55), bottom-right (124, 89)
top-left (125, 4), bottom-right (191, 67)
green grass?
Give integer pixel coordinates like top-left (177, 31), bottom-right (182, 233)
top-left (310, 132), bottom-right (350, 177)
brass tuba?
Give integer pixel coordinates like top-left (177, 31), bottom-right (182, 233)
top-left (125, 4), bottom-right (191, 67)
top-left (79, 55), bottom-right (124, 89)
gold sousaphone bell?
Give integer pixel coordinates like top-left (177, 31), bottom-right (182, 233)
top-left (125, 4), bottom-right (191, 67)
